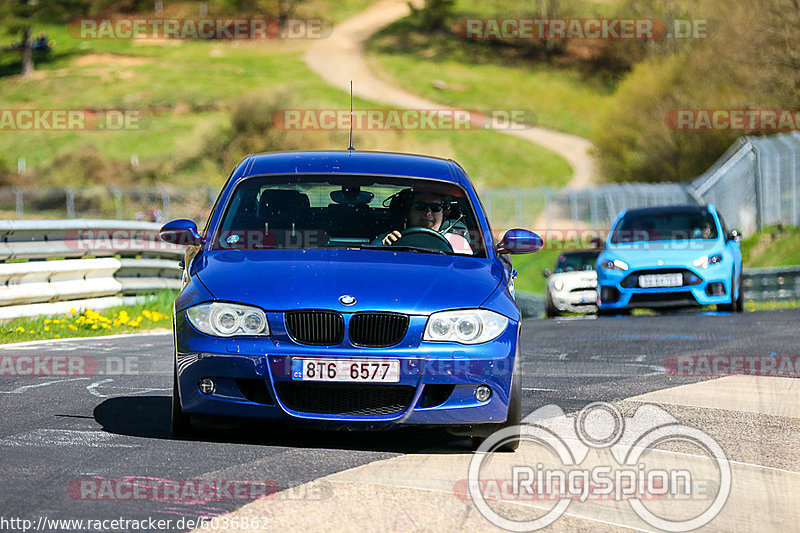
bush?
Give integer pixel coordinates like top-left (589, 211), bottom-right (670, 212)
top-left (44, 144), bottom-right (130, 187)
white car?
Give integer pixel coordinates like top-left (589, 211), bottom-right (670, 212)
top-left (543, 250), bottom-right (601, 317)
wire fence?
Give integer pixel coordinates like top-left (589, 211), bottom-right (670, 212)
top-left (2, 132), bottom-right (799, 234)
top-left (687, 131), bottom-right (800, 233)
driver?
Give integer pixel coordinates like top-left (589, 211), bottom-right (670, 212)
top-left (381, 191), bottom-right (472, 254)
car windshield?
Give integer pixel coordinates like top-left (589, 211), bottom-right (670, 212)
top-left (610, 210), bottom-right (718, 243)
top-left (212, 174), bottom-right (487, 257)
top-left (554, 251), bottom-right (600, 273)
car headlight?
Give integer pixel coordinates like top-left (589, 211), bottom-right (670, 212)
top-left (423, 309), bottom-right (508, 344)
top-left (553, 280), bottom-right (565, 291)
top-left (692, 253), bottom-right (723, 269)
top-left (601, 258), bottom-right (629, 271)
top-left (186, 302), bottom-right (269, 337)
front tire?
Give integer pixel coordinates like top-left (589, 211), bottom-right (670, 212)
top-left (171, 367), bottom-right (195, 438)
top-left (544, 291), bottom-right (560, 318)
top-left (471, 353), bottom-right (522, 452)
top-left (734, 274), bottom-right (744, 312)
top-left (718, 271), bottom-right (742, 312)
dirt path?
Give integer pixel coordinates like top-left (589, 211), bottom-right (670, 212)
top-left (305, 0), bottom-right (597, 190)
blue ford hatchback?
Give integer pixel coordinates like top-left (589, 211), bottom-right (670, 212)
top-left (160, 151), bottom-right (542, 450)
top-left (597, 204), bottom-right (743, 314)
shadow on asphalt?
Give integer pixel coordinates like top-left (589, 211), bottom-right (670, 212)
top-left (93, 396), bottom-right (474, 453)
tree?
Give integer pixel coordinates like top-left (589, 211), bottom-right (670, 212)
top-left (0, 0), bottom-right (91, 78)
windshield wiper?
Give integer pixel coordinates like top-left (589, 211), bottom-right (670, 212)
top-left (353, 245), bottom-right (447, 255)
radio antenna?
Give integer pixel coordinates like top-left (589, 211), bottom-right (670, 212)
top-left (348, 80), bottom-right (355, 151)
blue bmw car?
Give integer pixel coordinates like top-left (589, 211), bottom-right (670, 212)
top-left (596, 204), bottom-right (743, 314)
top-left (159, 151), bottom-right (542, 450)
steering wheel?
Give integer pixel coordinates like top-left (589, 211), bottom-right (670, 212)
top-left (391, 227), bottom-right (453, 253)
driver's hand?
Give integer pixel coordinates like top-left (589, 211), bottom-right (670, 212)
top-left (382, 230), bottom-right (402, 246)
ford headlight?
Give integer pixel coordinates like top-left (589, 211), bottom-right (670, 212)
top-left (423, 309), bottom-right (508, 344)
top-left (186, 302), bottom-right (269, 337)
top-left (693, 253), bottom-right (722, 269)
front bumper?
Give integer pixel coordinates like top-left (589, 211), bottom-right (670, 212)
top-left (174, 312), bottom-right (518, 428)
top-left (549, 289), bottom-right (598, 313)
top-left (597, 264), bottom-right (732, 310)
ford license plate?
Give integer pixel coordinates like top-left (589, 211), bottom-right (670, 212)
top-left (638, 273), bottom-right (683, 288)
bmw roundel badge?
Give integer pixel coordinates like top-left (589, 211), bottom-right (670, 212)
top-left (339, 295), bottom-right (356, 306)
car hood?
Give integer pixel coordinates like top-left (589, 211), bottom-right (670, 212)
top-left (193, 249), bottom-right (502, 315)
top-left (602, 241), bottom-right (723, 268)
top-left (549, 271), bottom-right (597, 287)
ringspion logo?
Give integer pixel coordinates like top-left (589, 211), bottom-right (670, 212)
top-left (467, 402), bottom-right (730, 531)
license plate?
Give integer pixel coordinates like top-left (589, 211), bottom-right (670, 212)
top-left (639, 273), bottom-right (683, 288)
top-left (291, 358), bottom-right (400, 383)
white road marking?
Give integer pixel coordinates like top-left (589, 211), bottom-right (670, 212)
top-left (86, 378), bottom-right (169, 398)
top-left (0, 331), bottom-right (171, 350)
top-left (86, 378), bottom-right (114, 397)
top-left (0, 429), bottom-right (137, 448)
top-left (0, 377), bottom-right (90, 394)
top-left (522, 387), bottom-right (560, 392)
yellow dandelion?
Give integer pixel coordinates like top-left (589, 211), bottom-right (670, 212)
top-left (91, 324), bottom-right (99, 330)
top-left (16, 326), bottom-right (25, 332)
top-left (69, 308), bottom-right (77, 314)
top-left (55, 335), bottom-right (61, 338)
top-left (68, 325), bottom-right (78, 331)
top-left (44, 319), bottom-right (52, 324)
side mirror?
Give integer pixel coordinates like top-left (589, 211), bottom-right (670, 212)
top-left (727, 229), bottom-right (741, 242)
top-left (542, 268), bottom-right (551, 278)
top-left (497, 228), bottom-right (543, 255)
top-left (159, 219), bottom-right (203, 246)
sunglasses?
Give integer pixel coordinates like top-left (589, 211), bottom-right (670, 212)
top-left (412, 201), bottom-right (445, 212)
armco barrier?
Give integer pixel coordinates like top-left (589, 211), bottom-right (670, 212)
top-left (0, 220), bottom-right (184, 319)
top-left (742, 266), bottom-right (800, 301)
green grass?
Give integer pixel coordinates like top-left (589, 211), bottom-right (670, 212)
top-left (0, 291), bottom-right (176, 343)
top-left (739, 225), bottom-right (800, 268)
top-left (0, 9), bottom-right (573, 190)
top-left (366, 12), bottom-right (616, 139)
top-left (512, 246), bottom-right (564, 295)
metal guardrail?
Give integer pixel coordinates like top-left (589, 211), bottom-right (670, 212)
top-left (0, 220), bottom-right (184, 319)
top-left (742, 266), bottom-right (800, 302)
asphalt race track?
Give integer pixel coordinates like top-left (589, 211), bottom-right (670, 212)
top-left (1, 309), bottom-right (798, 531)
